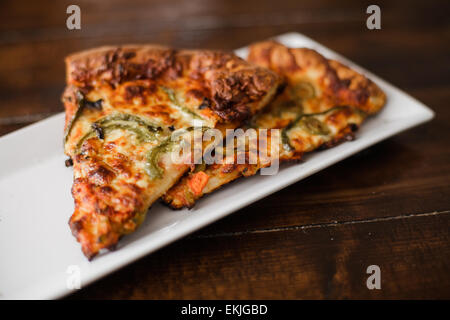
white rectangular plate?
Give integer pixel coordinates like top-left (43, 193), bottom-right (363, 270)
top-left (0, 33), bottom-right (434, 299)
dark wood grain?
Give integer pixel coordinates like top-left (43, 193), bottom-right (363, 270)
top-left (0, 0), bottom-right (449, 299)
top-left (70, 212), bottom-right (450, 299)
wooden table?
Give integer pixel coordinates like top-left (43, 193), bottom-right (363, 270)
top-left (1, 0), bottom-right (449, 299)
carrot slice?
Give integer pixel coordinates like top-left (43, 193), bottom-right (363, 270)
top-left (188, 171), bottom-right (210, 196)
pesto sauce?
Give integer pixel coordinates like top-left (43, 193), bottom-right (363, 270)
top-left (290, 82), bottom-right (316, 100)
top-left (251, 82), bottom-right (313, 141)
top-left (101, 123), bottom-right (156, 143)
top-left (96, 113), bottom-right (162, 133)
top-left (63, 91), bottom-right (86, 144)
top-left (281, 106), bottom-right (346, 151)
top-left (297, 117), bottom-right (330, 135)
top-left (145, 137), bottom-right (175, 179)
top-left (74, 113), bottom-right (163, 153)
top-left (145, 126), bottom-right (210, 180)
top-left (160, 86), bottom-right (204, 120)
top-left (64, 92), bottom-right (105, 145)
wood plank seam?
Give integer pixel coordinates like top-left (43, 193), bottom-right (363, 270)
top-left (189, 210), bottom-right (450, 239)
top-left (0, 12), bottom-right (362, 45)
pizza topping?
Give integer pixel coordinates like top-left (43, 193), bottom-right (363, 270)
top-left (188, 172), bottom-right (209, 196)
top-left (194, 161), bottom-right (207, 172)
top-left (290, 82), bottom-right (315, 100)
top-left (161, 86), bottom-right (204, 121)
top-left (198, 97), bottom-right (211, 110)
top-left (145, 126), bottom-right (210, 179)
top-left (97, 113), bottom-right (162, 133)
top-left (281, 107), bottom-right (344, 150)
top-left (145, 136), bottom-right (175, 179)
top-left (83, 98), bottom-right (103, 111)
top-left (102, 123), bottom-right (152, 141)
top-left (92, 123), bottom-right (104, 139)
top-left (63, 91), bottom-right (104, 143)
top-left (75, 113), bottom-right (164, 153)
top-left (281, 129), bottom-right (294, 152)
top-left (65, 157), bottom-right (74, 167)
top-left (63, 91), bottom-right (86, 143)
top-left (297, 117), bottom-right (330, 136)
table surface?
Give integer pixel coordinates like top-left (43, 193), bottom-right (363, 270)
top-left (1, 0), bottom-right (449, 299)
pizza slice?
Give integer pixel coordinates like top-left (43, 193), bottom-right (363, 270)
top-left (162, 41), bottom-right (386, 209)
top-left (63, 45), bottom-right (281, 259)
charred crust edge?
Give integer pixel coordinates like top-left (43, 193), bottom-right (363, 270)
top-left (64, 45), bottom-right (280, 123)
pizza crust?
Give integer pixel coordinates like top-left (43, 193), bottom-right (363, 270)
top-left (64, 45), bottom-right (280, 125)
top-left (247, 41), bottom-right (386, 115)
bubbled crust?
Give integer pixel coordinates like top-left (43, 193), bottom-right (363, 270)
top-left (327, 59), bottom-right (386, 115)
top-left (247, 41), bottom-right (386, 115)
top-left (65, 45), bottom-right (280, 123)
